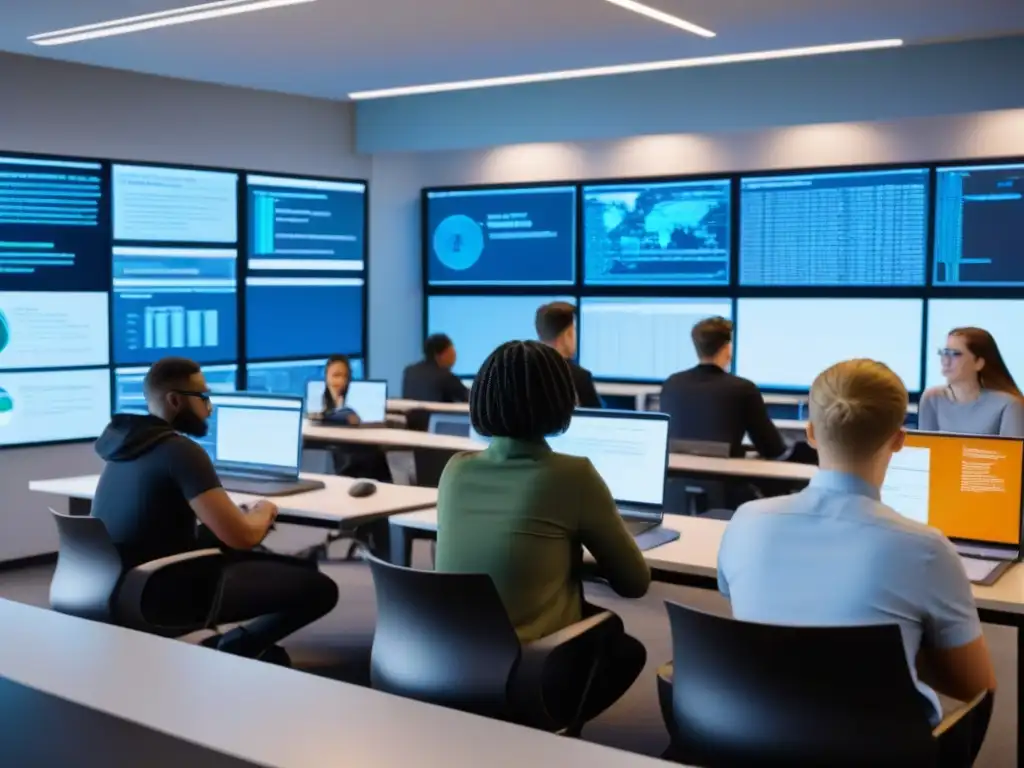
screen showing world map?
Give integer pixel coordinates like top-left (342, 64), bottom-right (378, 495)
top-left (583, 179), bottom-right (731, 286)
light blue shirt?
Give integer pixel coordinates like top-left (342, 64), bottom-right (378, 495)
top-left (718, 470), bottom-right (983, 722)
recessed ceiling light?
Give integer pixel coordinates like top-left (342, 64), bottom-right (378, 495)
top-left (349, 39), bottom-right (904, 100)
top-left (28, 0), bottom-right (318, 46)
top-left (601, 0), bottom-right (715, 38)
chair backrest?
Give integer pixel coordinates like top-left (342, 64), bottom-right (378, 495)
top-left (405, 408), bottom-right (432, 433)
top-left (664, 601), bottom-right (936, 768)
top-left (48, 510), bottom-right (123, 623)
top-left (670, 439), bottom-right (731, 458)
top-left (366, 556), bottom-right (521, 719)
top-left (427, 412), bottom-right (471, 438)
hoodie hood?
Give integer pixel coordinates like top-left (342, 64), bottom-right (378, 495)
top-left (95, 414), bottom-right (178, 461)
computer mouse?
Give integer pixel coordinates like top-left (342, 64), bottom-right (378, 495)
top-left (348, 480), bottom-right (377, 498)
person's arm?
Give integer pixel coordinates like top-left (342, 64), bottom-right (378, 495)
top-left (444, 373), bottom-right (470, 403)
top-left (999, 398), bottom-right (1024, 438)
top-left (575, 367), bottom-right (602, 409)
top-left (743, 384), bottom-right (787, 459)
top-left (576, 459), bottom-right (651, 598)
top-left (917, 537), bottom-right (996, 702)
top-left (917, 390), bottom-right (938, 432)
top-left (168, 441), bottom-right (277, 550)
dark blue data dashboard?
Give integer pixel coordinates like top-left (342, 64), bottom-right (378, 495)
top-left (934, 164), bottom-right (1024, 286)
top-left (740, 169), bottom-right (928, 286)
top-left (245, 357), bottom-right (364, 397)
top-left (583, 180), bottom-right (730, 286)
top-left (426, 186), bottom-right (576, 286)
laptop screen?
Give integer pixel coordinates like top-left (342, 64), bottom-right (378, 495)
top-left (304, 380), bottom-right (326, 415)
top-left (345, 380), bottom-right (388, 423)
top-left (203, 393), bottom-right (304, 478)
top-left (547, 409), bottom-right (670, 508)
top-left (882, 431), bottom-right (1024, 549)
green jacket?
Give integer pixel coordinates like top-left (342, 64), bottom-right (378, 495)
top-left (435, 437), bottom-right (652, 642)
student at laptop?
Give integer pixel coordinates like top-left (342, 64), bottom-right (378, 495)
top-left (535, 301), bottom-right (602, 409)
top-left (321, 353), bottom-right (360, 425)
top-left (92, 357), bottom-right (339, 663)
top-left (718, 359), bottom-right (996, 724)
top-left (436, 340), bottom-right (650, 719)
top-left (919, 326), bottom-right (1024, 437)
top-left (401, 334), bottom-right (469, 403)
top-left (660, 316), bottom-right (785, 459)
top-left (321, 353), bottom-right (393, 483)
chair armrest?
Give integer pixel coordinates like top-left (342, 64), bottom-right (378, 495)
top-left (510, 610), bottom-right (621, 730)
top-left (932, 690), bottom-right (992, 738)
top-left (932, 690), bottom-right (993, 768)
top-left (116, 549), bottom-right (224, 634)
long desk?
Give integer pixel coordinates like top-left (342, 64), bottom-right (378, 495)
top-left (0, 598), bottom-right (678, 767)
top-left (391, 510), bottom-right (1024, 767)
top-left (29, 474), bottom-right (437, 529)
top-left (302, 424), bottom-right (817, 484)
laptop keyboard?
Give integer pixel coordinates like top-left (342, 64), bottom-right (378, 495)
top-left (959, 556), bottom-right (1002, 584)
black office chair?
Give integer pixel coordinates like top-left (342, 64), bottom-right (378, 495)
top-left (657, 601), bottom-right (992, 767)
top-left (366, 555), bottom-right (620, 734)
top-left (49, 509), bottom-right (226, 638)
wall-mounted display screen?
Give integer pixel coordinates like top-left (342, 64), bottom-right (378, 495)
top-left (245, 357), bottom-right (364, 397)
top-left (426, 186), bottom-right (576, 286)
top-left (583, 179), bottom-right (731, 286)
top-left (0, 368), bottom-right (111, 447)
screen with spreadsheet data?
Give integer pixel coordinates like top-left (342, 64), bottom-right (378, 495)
top-left (934, 164), bottom-right (1024, 286)
top-left (740, 168), bottom-right (928, 286)
top-left (580, 297), bottom-right (732, 381)
top-left (583, 179), bottom-right (730, 286)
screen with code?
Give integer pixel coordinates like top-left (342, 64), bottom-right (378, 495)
top-left (934, 164), bottom-right (1024, 286)
top-left (0, 154), bottom-right (110, 292)
top-left (580, 297), bottom-right (733, 381)
top-left (740, 169), bottom-right (928, 286)
top-left (247, 175), bottom-right (366, 273)
top-left (584, 179), bottom-right (730, 286)
top-left (426, 186), bottom-right (576, 286)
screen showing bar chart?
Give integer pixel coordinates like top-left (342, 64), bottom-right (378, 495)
top-left (111, 246), bottom-right (238, 364)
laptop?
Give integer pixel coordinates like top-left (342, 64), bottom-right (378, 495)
top-left (547, 409), bottom-right (680, 551)
top-left (305, 379), bottom-right (388, 426)
top-left (882, 430), bottom-right (1024, 586)
top-left (201, 392), bottom-right (324, 497)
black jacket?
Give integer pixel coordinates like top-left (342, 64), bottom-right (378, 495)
top-left (659, 364), bottom-right (786, 459)
top-left (567, 359), bottom-right (602, 409)
top-left (401, 360), bottom-right (469, 403)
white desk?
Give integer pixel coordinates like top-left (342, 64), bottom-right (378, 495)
top-left (0, 598), bottom-right (678, 768)
top-left (386, 398), bottom-right (470, 415)
top-left (29, 474), bottom-right (437, 529)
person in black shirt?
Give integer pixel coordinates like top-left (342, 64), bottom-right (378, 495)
top-left (535, 301), bottom-right (602, 409)
top-left (401, 334), bottom-right (470, 403)
top-left (660, 316), bottom-right (786, 459)
top-left (92, 357), bottom-right (338, 663)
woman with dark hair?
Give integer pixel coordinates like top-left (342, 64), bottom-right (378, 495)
top-left (320, 354), bottom-right (393, 484)
top-left (919, 327), bottom-right (1024, 437)
top-left (435, 340), bottom-right (650, 719)
top-left (321, 354), bottom-right (359, 425)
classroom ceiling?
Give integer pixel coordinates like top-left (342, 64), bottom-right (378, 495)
top-left (0, 0), bottom-right (1022, 100)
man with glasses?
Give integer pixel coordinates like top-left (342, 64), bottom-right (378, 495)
top-left (92, 356), bottom-right (338, 664)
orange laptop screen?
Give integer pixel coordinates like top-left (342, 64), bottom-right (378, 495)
top-left (881, 432), bottom-right (1024, 546)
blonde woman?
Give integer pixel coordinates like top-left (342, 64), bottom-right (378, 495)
top-left (717, 359), bottom-right (995, 724)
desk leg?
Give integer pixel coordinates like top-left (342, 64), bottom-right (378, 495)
top-left (68, 498), bottom-right (91, 517)
top-left (389, 524), bottom-right (413, 568)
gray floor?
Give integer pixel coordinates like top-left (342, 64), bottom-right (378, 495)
top-left (4, 526), bottom-right (1018, 767)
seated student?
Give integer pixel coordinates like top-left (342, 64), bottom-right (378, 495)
top-left (321, 353), bottom-right (393, 483)
top-left (919, 326), bottom-right (1024, 437)
top-left (92, 357), bottom-right (339, 663)
top-left (401, 334), bottom-right (469, 403)
top-left (660, 316), bottom-right (785, 459)
top-left (436, 340), bottom-right (650, 719)
top-left (535, 301), bottom-right (602, 408)
top-left (718, 359), bottom-right (996, 724)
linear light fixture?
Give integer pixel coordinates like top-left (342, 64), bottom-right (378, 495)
top-left (349, 39), bottom-right (904, 100)
top-left (28, 0), bottom-right (318, 46)
top-left (602, 0), bottom-right (715, 38)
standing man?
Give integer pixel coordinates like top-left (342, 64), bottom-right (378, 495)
top-left (535, 301), bottom-right (602, 408)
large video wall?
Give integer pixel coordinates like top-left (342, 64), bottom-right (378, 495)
top-left (0, 151), bottom-right (367, 448)
top-left (423, 160), bottom-right (1024, 392)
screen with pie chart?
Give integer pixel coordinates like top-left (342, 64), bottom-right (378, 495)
top-left (425, 185), bottom-right (576, 286)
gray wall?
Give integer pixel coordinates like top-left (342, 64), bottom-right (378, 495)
top-left (0, 52), bottom-right (368, 561)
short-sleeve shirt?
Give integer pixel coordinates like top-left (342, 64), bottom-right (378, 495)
top-left (92, 434), bottom-right (222, 568)
top-left (717, 470), bottom-right (982, 723)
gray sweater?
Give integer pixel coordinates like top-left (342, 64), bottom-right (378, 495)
top-left (917, 387), bottom-right (1024, 438)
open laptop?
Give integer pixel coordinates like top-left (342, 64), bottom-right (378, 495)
top-left (547, 409), bottom-right (680, 551)
top-left (199, 392), bottom-right (324, 497)
top-left (882, 430), bottom-right (1024, 586)
top-left (305, 379), bottom-right (388, 426)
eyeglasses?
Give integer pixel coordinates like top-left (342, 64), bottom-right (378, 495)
top-left (172, 389), bottom-right (213, 407)
top-left (937, 348), bottom-right (964, 359)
